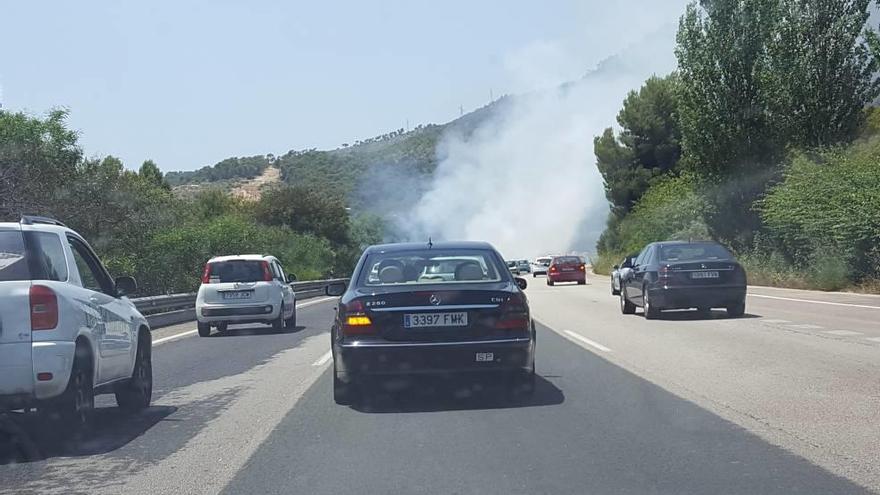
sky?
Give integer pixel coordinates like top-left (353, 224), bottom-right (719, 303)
top-left (0, 1), bottom-right (689, 172)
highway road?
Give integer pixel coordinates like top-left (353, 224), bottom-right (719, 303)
top-left (2, 278), bottom-right (879, 494)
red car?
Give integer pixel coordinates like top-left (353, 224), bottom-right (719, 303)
top-left (547, 256), bottom-right (587, 286)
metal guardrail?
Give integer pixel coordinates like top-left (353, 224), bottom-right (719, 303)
top-left (132, 278), bottom-right (349, 329)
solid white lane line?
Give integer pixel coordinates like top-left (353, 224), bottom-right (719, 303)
top-left (563, 330), bottom-right (612, 353)
top-left (822, 330), bottom-right (863, 336)
top-left (153, 330), bottom-right (198, 346)
top-left (312, 350), bottom-right (333, 366)
top-left (789, 324), bottom-right (823, 330)
top-left (748, 293), bottom-right (880, 310)
top-left (152, 296), bottom-right (338, 347)
top-left (762, 319), bottom-right (791, 324)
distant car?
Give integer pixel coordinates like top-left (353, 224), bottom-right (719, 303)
top-left (619, 241), bottom-right (747, 319)
top-left (532, 256), bottom-right (552, 277)
top-left (196, 254), bottom-right (297, 336)
top-left (0, 216), bottom-right (152, 428)
top-left (611, 254), bottom-right (638, 295)
top-left (516, 260), bottom-right (531, 273)
top-left (506, 260), bottom-right (521, 275)
top-left (326, 241), bottom-right (535, 404)
top-left (546, 256), bottom-right (587, 286)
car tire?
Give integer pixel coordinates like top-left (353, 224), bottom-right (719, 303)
top-left (115, 333), bottom-right (152, 412)
top-left (197, 321), bottom-right (211, 337)
top-left (532, 273), bottom-right (536, 278)
top-left (726, 301), bottom-right (746, 318)
top-left (612, 287), bottom-right (620, 296)
top-left (57, 351), bottom-right (94, 432)
top-left (547, 280), bottom-right (554, 286)
top-left (620, 290), bottom-right (636, 314)
top-left (284, 306), bottom-right (297, 329)
top-left (333, 372), bottom-right (355, 405)
top-left (272, 307), bottom-right (285, 330)
top-left (578, 280), bottom-right (586, 285)
top-left (511, 364), bottom-right (536, 397)
top-left (643, 286), bottom-right (660, 320)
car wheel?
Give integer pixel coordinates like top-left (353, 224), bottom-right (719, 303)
top-left (547, 280), bottom-right (554, 286)
top-left (115, 334), bottom-right (152, 412)
top-left (197, 321), bottom-right (211, 337)
top-left (333, 372), bottom-right (356, 405)
top-left (577, 280), bottom-right (586, 285)
top-left (612, 287), bottom-right (620, 296)
top-left (284, 307), bottom-right (297, 329)
top-left (532, 273), bottom-right (536, 278)
top-left (643, 287), bottom-right (660, 320)
top-left (272, 307), bottom-right (285, 330)
top-left (620, 290), bottom-right (636, 314)
top-left (58, 352), bottom-right (94, 431)
top-left (726, 301), bottom-right (746, 318)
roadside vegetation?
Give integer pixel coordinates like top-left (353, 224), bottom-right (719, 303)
top-left (0, 110), bottom-right (383, 295)
top-left (594, 0), bottom-right (880, 292)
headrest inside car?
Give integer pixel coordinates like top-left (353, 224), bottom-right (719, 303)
top-left (379, 265), bottom-right (404, 283)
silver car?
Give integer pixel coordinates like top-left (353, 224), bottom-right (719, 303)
top-left (532, 256), bottom-right (552, 277)
top-left (195, 254), bottom-right (297, 336)
top-left (611, 254), bottom-right (638, 295)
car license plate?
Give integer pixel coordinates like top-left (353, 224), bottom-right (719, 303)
top-left (223, 291), bottom-right (253, 300)
top-left (691, 271), bottom-right (719, 279)
top-left (404, 312), bottom-right (468, 328)
top-left (562, 267), bottom-right (574, 271)
top-left (475, 352), bottom-right (494, 362)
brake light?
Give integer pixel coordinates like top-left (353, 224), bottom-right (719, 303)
top-left (578, 264), bottom-right (586, 271)
top-left (30, 285), bottom-right (59, 331)
top-left (659, 266), bottom-right (671, 281)
top-left (201, 263), bottom-right (212, 284)
top-left (549, 265), bottom-right (558, 273)
top-left (342, 300), bottom-right (374, 335)
top-left (495, 293), bottom-right (529, 330)
top-left (261, 261), bottom-right (273, 282)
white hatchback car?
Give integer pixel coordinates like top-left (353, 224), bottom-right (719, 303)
top-left (195, 254), bottom-right (297, 336)
top-left (0, 216), bottom-right (152, 428)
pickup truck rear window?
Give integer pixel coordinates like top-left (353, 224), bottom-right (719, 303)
top-left (0, 231), bottom-right (29, 281)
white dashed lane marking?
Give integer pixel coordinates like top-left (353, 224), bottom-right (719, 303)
top-left (312, 350), bottom-right (333, 366)
top-left (822, 330), bottom-right (864, 337)
top-left (865, 337), bottom-right (880, 343)
top-left (748, 293), bottom-right (880, 310)
top-left (761, 319), bottom-right (791, 324)
top-left (563, 330), bottom-right (612, 353)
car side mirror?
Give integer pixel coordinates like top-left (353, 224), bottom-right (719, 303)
top-left (287, 273), bottom-right (297, 282)
top-left (612, 264), bottom-right (619, 270)
top-left (325, 281), bottom-right (346, 297)
top-left (514, 277), bottom-right (527, 290)
top-left (115, 276), bottom-right (138, 296)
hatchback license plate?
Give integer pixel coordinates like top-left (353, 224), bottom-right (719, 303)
top-left (223, 291), bottom-right (253, 300)
top-left (691, 271), bottom-right (719, 279)
top-left (404, 312), bottom-right (468, 328)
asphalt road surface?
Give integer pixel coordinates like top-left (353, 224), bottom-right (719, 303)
top-left (2, 279), bottom-right (879, 495)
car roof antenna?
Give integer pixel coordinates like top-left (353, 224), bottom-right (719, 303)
top-left (427, 237), bottom-right (433, 249)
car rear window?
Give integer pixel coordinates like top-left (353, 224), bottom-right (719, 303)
top-left (553, 256), bottom-right (582, 265)
top-left (0, 230), bottom-right (29, 281)
top-left (25, 231), bottom-right (68, 282)
top-left (208, 260), bottom-right (266, 283)
top-left (360, 249), bottom-right (505, 286)
top-left (660, 244), bottom-right (733, 262)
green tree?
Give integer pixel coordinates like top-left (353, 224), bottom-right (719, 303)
top-left (255, 186), bottom-right (350, 245)
top-left (766, 0), bottom-right (880, 148)
top-left (594, 75), bottom-right (682, 218)
top-left (139, 159), bottom-right (170, 190)
top-left (0, 109), bottom-right (81, 218)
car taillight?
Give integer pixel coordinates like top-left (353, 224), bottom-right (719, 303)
top-left (201, 263), bottom-right (212, 284)
top-left (495, 293), bottom-right (529, 330)
top-left (578, 264), bottom-right (586, 271)
top-left (659, 266), bottom-right (671, 281)
top-left (549, 265), bottom-right (558, 273)
top-left (342, 300), bottom-right (374, 335)
top-left (30, 285), bottom-right (58, 331)
top-left (261, 261), bottom-right (273, 282)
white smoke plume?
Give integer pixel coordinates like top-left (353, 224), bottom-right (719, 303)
top-left (401, 22), bottom-right (683, 261)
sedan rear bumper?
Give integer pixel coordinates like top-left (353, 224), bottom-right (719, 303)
top-left (335, 337), bottom-right (534, 381)
top-left (548, 272), bottom-right (586, 282)
top-left (649, 285), bottom-right (746, 310)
